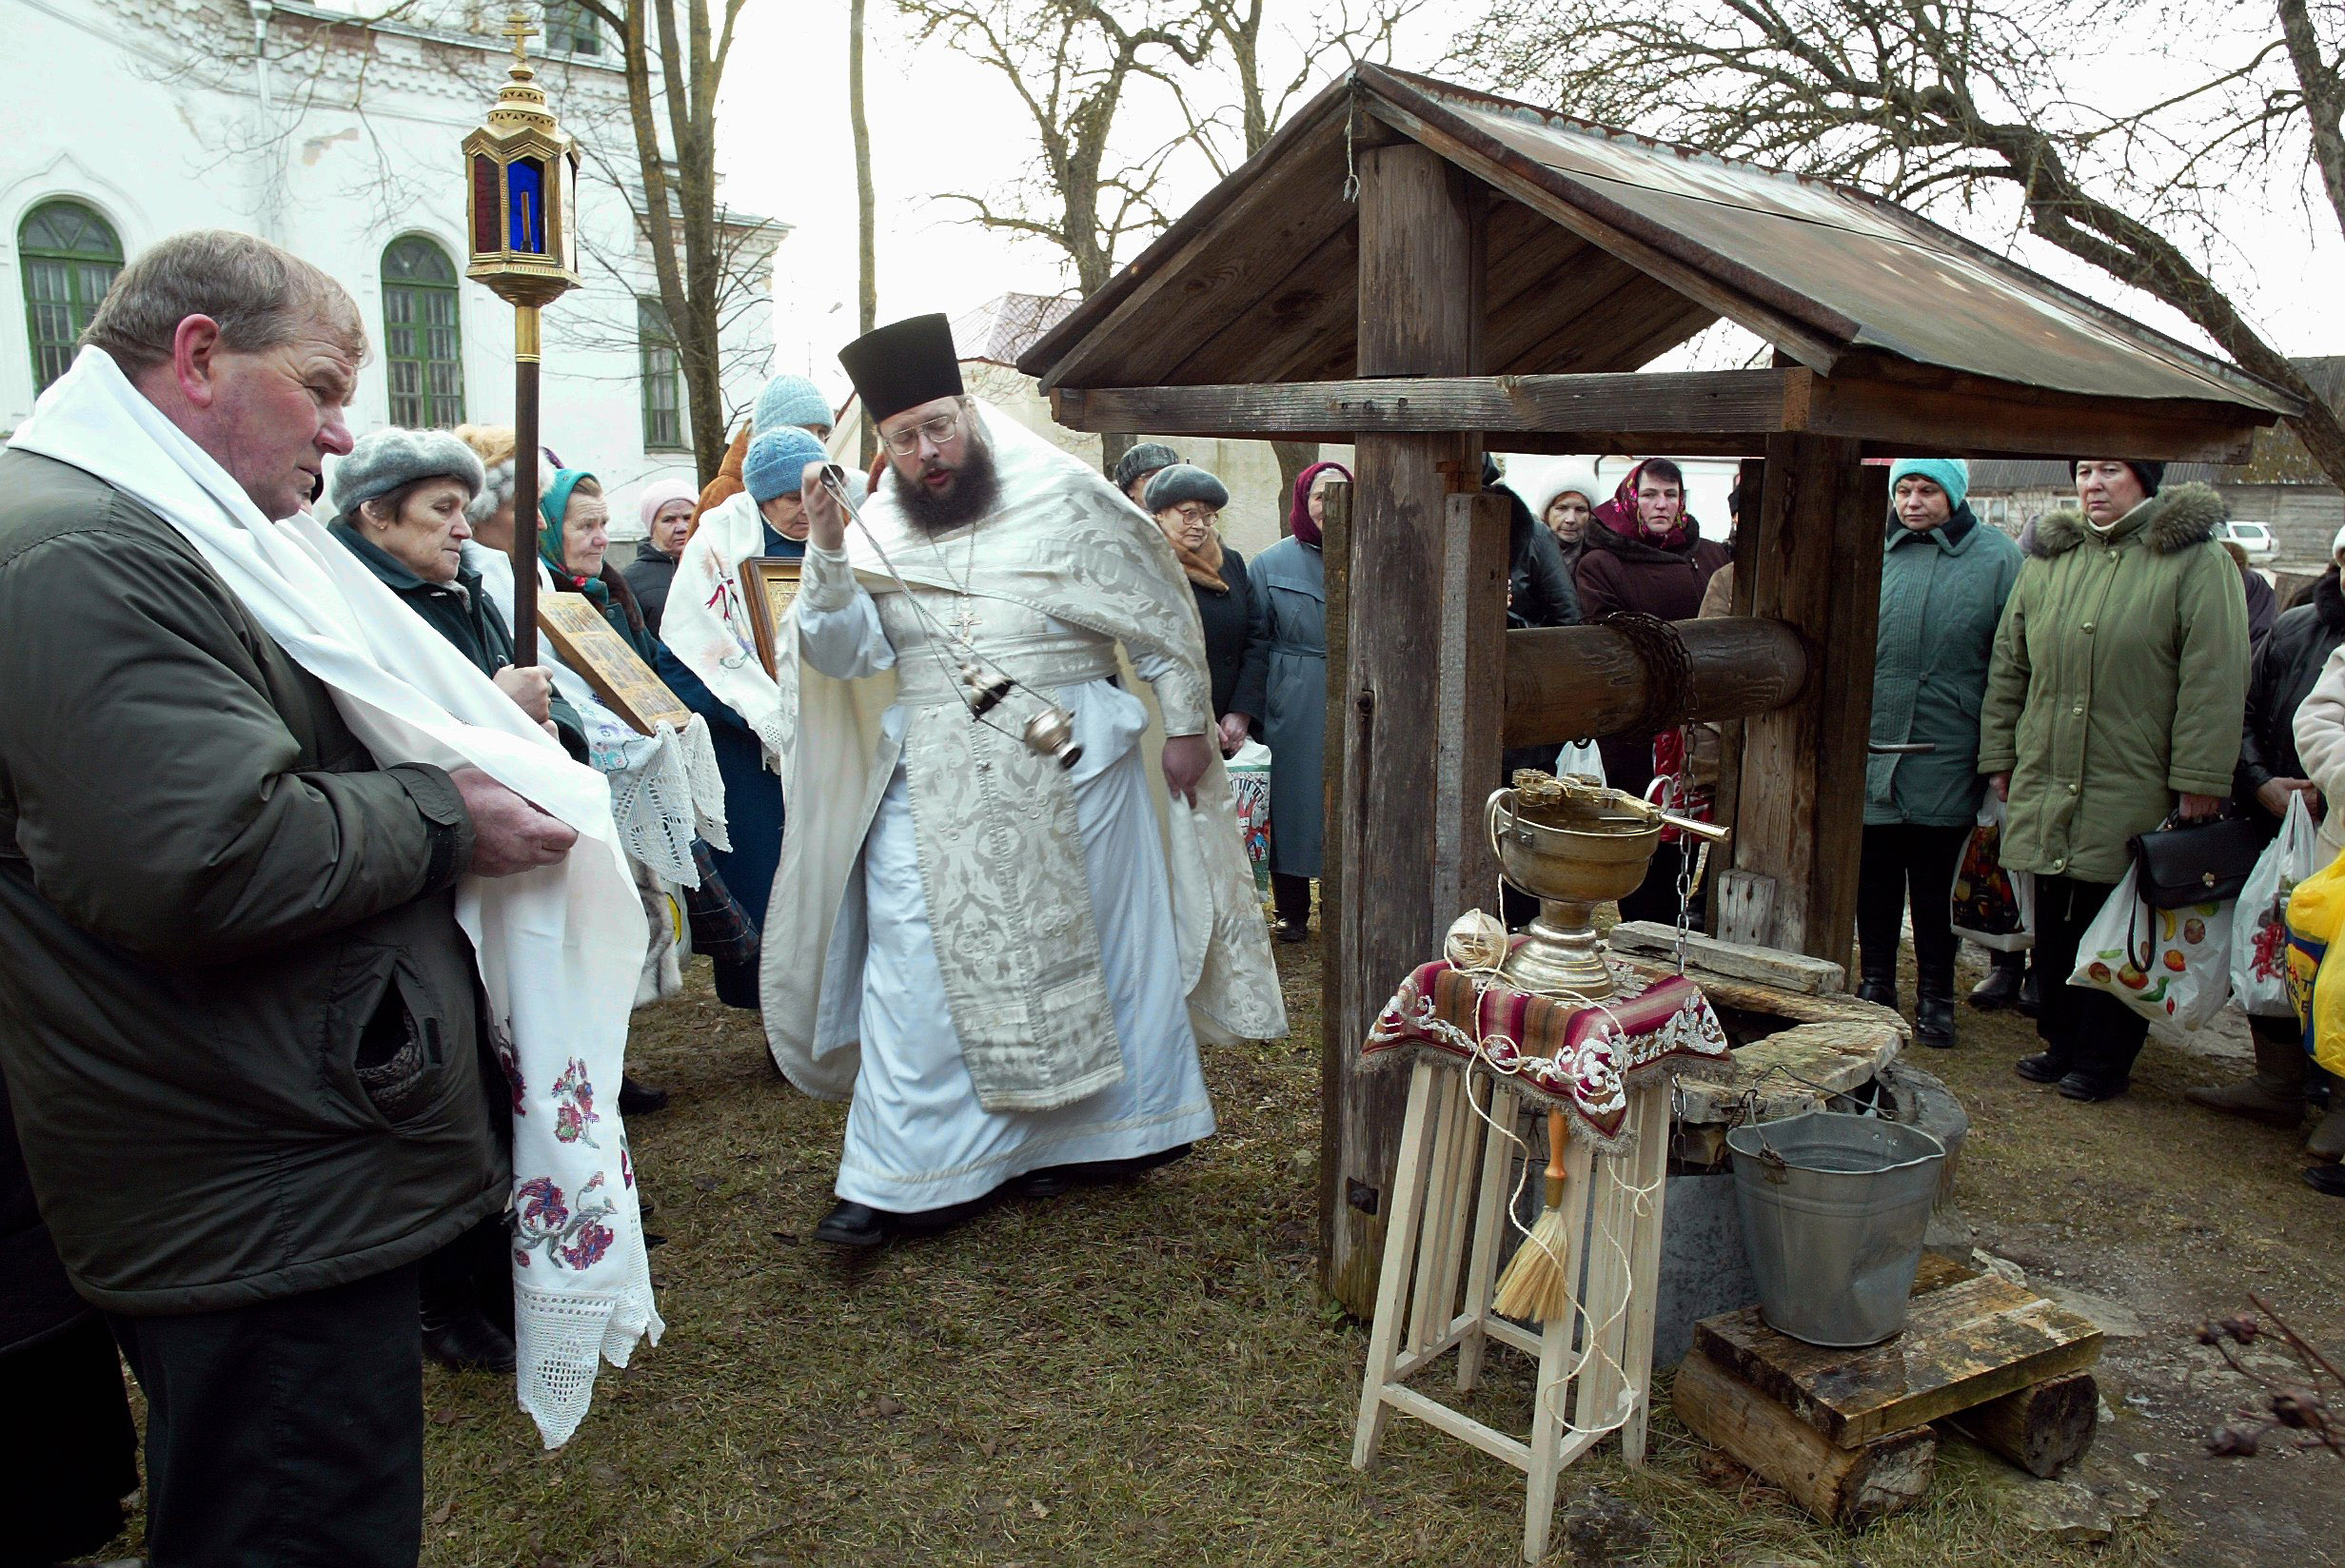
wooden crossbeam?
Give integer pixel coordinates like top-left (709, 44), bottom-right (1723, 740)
top-left (1046, 367), bottom-right (2266, 462)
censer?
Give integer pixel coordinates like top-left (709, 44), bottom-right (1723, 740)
top-left (1485, 771), bottom-right (1730, 1001)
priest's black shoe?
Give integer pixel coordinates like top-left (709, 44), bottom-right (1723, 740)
top-left (1967, 958), bottom-right (2023, 1011)
top-left (620, 1074), bottom-right (670, 1116)
top-left (2056, 1069), bottom-right (2127, 1103)
top-left (1006, 1167), bottom-right (1073, 1200)
top-left (2014, 1051), bottom-right (2069, 1084)
top-left (423, 1306), bottom-right (518, 1375)
top-left (2303, 1164), bottom-right (2345, 1198)
top-left (815, 1200), bottom-right (888, 1249)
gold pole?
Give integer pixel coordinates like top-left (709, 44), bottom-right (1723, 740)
top-left (514, 303), bottom-right (542, 362)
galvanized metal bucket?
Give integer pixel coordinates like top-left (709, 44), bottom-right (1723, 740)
top-left (1726, 1109), bottom-right (1947, 1348)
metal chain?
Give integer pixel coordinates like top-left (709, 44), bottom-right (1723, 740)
top-left (1670, 723), bottom-right (1696, 975)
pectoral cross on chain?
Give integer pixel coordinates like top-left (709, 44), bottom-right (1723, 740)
top-left (948, 599), bottom-right (982, 646)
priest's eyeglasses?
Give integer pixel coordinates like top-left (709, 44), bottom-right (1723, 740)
top-left (880, 410), bottom-right (964, 456)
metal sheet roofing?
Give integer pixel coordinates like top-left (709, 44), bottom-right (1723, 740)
top-left (1021, 67), bottom-right (2296, 421)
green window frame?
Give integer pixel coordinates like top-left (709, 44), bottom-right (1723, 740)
top-left (381, 236), bottom-right (465, 428)
top-left (543, 1), bottom-right (601, 55)
top-left (19, 199), bottom-right (124, 395)
top-left (639, 297), bottom-right (688, 452)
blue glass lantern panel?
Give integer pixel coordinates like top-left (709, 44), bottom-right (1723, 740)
top-left (506, 158), bottom-right (547, 254)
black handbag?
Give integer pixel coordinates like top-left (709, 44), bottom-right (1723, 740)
top-left (2128, 812), bottom-right (2266, 910)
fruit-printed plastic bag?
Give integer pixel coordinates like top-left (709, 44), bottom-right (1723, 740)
top-left (2066, 865), bottom-right (2231, 1042)
top-left (1951, 794), bottom-right (2035, 952)
top-left (1226, 739), bottom-right (1273, 900)
top-left (2232, 794), bottom-right (2319, 1017)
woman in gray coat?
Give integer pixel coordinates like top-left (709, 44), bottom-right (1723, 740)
top-left (1251, 460), bottom-right (1348, 941)
top-left (1858, 459), bottom-right (2021, 1049)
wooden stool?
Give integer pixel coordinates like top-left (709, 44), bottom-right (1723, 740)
top-left (1350, 1055), bottom-right (1672, 1563)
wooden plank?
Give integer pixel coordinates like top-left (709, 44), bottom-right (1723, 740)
top-left (1350, 1059), bottom-right (1437, 1470)
top-left (1694, 1273), bottom-right (2106, 1447)
top-left (1730, 434), bottom-right (1886, 972)
top-left (1435, 491), bottom-right (1510, 924)
top-left (1948, 1371), bottom-right (2099, 1479)
top-left (1052, 369), bottom-right (1801, 440)
top-left (1798, 367), bottom-right (2262, 464)
top-left (1170, 223), bottom-right (1360, 387)
top-left (1456, 1083), bottom-right (1517, 1394)
top-left (1912, 1249), bottom-right (1983, 1295)
top-left (1618, 1082), bottom-right (1673, 1464)
top-left (1711, 871), bottom-right (1777, 947)
top-left (1383, 1384), bottom-right (1534, 1472)
top-left (1322, 141), bottom-right (1485, 1321)
top-left (1673, 1350), bottom-right (1939, 1529)
top-left (1358, 97), bottom-right (1849, 375)
top-left (1606, 921), bottom-right (1845, 993)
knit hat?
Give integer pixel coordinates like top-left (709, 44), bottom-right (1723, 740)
top-left (329, 427), bottom-right (484, 521)
top-left (637, 476), bottom-right (699, 533)
top-left (753, 375), bottom-right (836, 435)
top-left (1142, 462), bottom-right (1229, 514)
top-left (1113, 442), bottom-right (1183, 498)
top-left (2332, 521), bottom-right (2345, 563)
top-left (744, 427), bottom-right (830, 503)
top-left (2072, 458), bottom-right (2165, 497)
top-left (1887, 457), bottom-right (1970, 512)
top-left (539, 469), bottom-right (599, 561)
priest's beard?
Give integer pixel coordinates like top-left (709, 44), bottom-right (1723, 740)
top-left (895, 433), bottom-right (1003, 535)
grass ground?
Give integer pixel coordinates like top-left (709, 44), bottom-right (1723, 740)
top-left (95, 933), bottom-right (2345, 1565)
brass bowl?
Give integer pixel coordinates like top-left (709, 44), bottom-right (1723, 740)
top-left (1486, 787), bottom-right (1665, 1001)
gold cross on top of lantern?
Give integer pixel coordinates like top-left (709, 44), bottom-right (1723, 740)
top-left (463, 8), bottom-right (581, 310)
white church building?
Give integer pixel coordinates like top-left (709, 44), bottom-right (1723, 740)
top-left (0, 0), bottom-right (780, 532)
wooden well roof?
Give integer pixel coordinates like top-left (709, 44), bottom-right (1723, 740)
top-left (1019, 67), bottom-right (2295, 429)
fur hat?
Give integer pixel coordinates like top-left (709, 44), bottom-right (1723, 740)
top-left (329, 427), bottom-right (484, 521)
top-left (1142, 462), bottom-right (1230, 514)
top-left (1113, 442), bottom-right (1183, 498)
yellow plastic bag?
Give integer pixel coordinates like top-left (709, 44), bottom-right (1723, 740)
top-left (2283, 852), bottom-right (2345, 1075)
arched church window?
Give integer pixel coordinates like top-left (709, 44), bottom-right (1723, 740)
top-left (19, 199), bottom-right (124, 394)
top-left (382, 235), bottom-right (465, 428)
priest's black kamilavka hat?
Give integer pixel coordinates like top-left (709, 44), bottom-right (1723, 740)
top-left (838, 314), bottom-right (964, 425)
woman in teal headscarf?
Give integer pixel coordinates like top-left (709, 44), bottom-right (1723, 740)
top-left (541, 469), bottom-right (660, 662)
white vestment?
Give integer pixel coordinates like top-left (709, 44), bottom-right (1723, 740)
top-left (760, 406), bottom-right (1286, 1208)
top-left (801, 579), bottom-right (1216, 1206)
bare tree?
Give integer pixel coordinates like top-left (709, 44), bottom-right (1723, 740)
top-left (574, 0), bottom-right (771, 480)
top-left (852, 0), bottom-right (881, 462)
top-left (1447, 0), bottom-right (2345, 486)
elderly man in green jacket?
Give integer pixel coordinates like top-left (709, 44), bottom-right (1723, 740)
top-left (0, 231), bottom-right (574, 1564)
top-left (1978, 460), bottom-right (2249, 1101)
top-left (1860, 459), bottom-right (2022, 1049)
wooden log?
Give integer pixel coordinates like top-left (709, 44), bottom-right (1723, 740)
top-left (1694, 1273), bottom-right (2105, 1447)
top-left (1605, 921), bottom-right (1843, 993)
top-left (1501, 616), bottom-right (1806, 749)
top-left (1321, 142), bottom-right (1483, 1320)
top-left (1949, 1372), bottom-right (2099, 1480)
top-left (1730, 434), bottom-right (1888, 973)
top-left (1673, 1351), bottom-right (1938, 1529)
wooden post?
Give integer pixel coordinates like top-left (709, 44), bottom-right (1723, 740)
top-left (1321, 141), bottom-right (1484, 1319)
top-left (1435, 490), bottom-right (1509, 923)
top-left (1729, 435), bottom-right (1888, 973)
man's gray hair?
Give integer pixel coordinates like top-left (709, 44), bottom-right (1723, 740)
top-left (81, 228), bottom-right (368, 377)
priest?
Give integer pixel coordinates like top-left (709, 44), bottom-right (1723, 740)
top-left (769, 314), bottom-right (1287, 1248)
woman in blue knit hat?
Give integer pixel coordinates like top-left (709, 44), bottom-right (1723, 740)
top-left (1858, 458), bottom-right (2021, 1049)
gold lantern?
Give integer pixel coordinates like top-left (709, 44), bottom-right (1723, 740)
top-left (461, 7), bottom-right (583, 662)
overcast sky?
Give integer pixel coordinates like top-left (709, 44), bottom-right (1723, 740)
top-left (714, 0), bottom-right (2345, 406)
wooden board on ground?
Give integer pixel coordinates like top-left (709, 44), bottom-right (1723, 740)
top-left (1950, 1371), bottom-right (2099, 1480)
top-left (538, 596), bottom-right (690, 736)
top-left (739, 556), bottom-right (803, 678)
top-left (1608, 920), bottom-right (1845, 993)
top-left (1612, 953), bottom-right (1906, 1126)
top-left (1694, 1273), bottom-right (2104, 1447)
top-left (1673, 1349), bottom-right (1937, 1529)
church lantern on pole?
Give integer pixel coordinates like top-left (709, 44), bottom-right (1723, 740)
top-left (462, 6), bottom-right (582, 664)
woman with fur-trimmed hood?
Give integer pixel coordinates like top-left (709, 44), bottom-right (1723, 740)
top-left (1978, 461), bottom-right (2249, 1103)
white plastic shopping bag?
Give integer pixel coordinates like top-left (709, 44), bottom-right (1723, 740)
top-left (1950, 794), bottom-right (2035, 951)
top-left (1554, 738), bottom-right (1606, 785)
top-left (2067, 865), bottom-right (2233, 1041)
top-left (2232, 793), bottom-right (2321, 1017)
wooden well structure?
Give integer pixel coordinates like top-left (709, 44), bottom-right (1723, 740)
top-left (1018, 66), bottom-right (2296, 1313)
